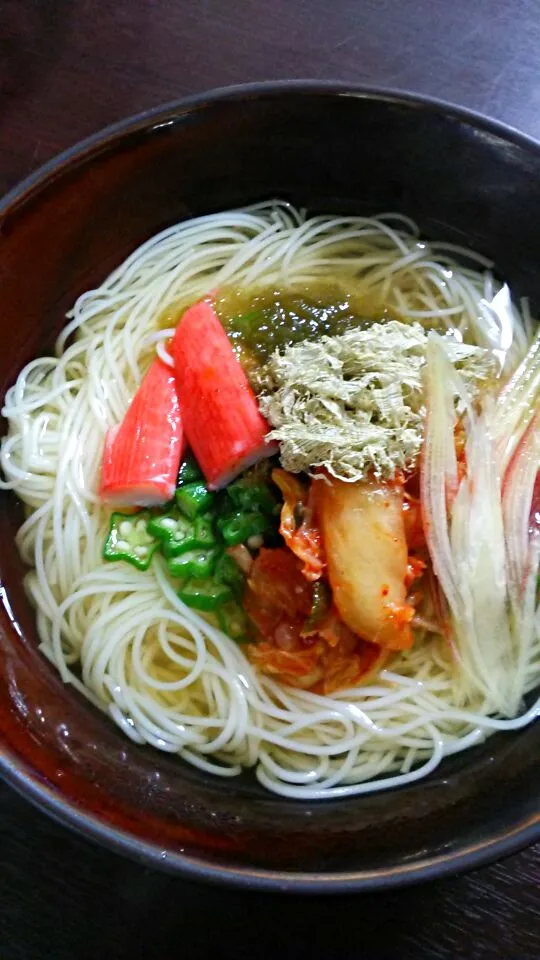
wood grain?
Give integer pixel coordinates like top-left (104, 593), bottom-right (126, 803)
top-left (1, 785), bottom-right (539, 960)
top-left (3, 0), bottom-right (540, 199)
top-left (1, 1), bottom-right (540, 957)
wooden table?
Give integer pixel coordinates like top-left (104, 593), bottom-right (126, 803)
top-left (1, 1), bottom-right (540, 957)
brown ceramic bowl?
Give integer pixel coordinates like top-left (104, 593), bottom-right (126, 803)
top-left (0, 82), bottom-right (539, 892)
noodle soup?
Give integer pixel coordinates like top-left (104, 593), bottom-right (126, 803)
top-left (1, 201), bottom-right (539, 799)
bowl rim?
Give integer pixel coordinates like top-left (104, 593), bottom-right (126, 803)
top-left (1, 78), bottom-right (539, 892)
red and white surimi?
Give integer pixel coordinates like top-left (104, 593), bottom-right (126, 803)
top-left (171, 300), bottom-right (277, 490)
top-left (100, 358), bottom-right (184, 506)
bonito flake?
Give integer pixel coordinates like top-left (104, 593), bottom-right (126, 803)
top-left (257, 321), bottom-right (495, 481)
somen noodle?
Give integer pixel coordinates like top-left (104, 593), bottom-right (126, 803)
top-left (1, 200), bottom-right (539, 799)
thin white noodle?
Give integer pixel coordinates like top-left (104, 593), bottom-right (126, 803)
top-left (2, 202), bottom-right (538, 799)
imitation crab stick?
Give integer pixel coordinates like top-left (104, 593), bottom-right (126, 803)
top-left (171, 300), bottom-right (277, 490)
top-left (100, 358), bottom-right (184, 506)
